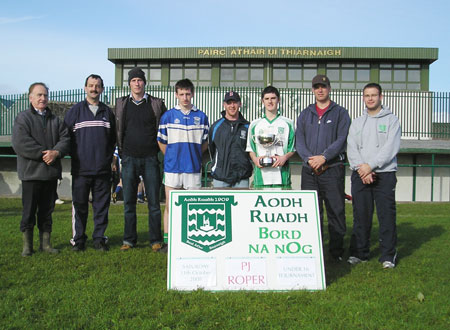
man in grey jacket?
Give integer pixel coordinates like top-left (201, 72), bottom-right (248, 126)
top-left (12, 82), bottom-right (70, 256)
top-left (346, 83), bottom-right (401, 269)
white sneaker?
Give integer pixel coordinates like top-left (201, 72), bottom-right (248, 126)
top-left (382, 261), bottom-right (395, 269)
top-left (55, 199), bottom-right (64, 205)
top-left (347, 256), bottom-right (368, 265)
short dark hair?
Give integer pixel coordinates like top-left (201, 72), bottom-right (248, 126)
top-left (363, 83), bottom-right (382, 95)
top-left (175, 79), bottom-right (195, 93)
top-left (261, 86), bottom-right (280, 99)
top-left (28, 82), bottom-right (48, 94)
top-left (85, 74), bottom-right (104, 88)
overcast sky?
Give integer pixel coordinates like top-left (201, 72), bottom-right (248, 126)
top-left (1, 0), bottom-right (449, 94)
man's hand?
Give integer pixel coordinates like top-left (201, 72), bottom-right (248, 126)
top-left (42, 150), bottom-right (59, 165)
top-left (308, 155), bottom-right (326, 170)
top-left (361, 172), bottom-right (376, 184)
top-left (357, 163), bottom-right (372, 179)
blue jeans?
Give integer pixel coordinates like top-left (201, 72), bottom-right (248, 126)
top-left (121, 154), bottom-right (162, 246)
top-left (212, 178), bottom-right (249, 188)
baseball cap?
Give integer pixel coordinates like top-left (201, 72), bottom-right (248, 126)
top-left (224, 91), bottom-right (241, 102)
top-left (312, 75), bottom-right (330, 87)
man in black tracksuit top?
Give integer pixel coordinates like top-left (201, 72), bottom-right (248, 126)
top-left (209, 91), bottom-right (253, 188)
top-left (64, 74), bottom-right (116, 251)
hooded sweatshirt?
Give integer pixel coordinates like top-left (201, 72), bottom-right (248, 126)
top-left (347, 105), bottom-right (401, 172)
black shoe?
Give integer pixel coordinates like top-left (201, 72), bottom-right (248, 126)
top-left (72, 243), bottom-right (86, 252)
top-left (94, 241), bottom-right (109, 251)
top-left (158, 244), bottom-right (168, 254)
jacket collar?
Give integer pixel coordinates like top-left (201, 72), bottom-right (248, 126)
top-left (30, 104), bottom-right (51, 117)
top-left (220, 110), bottom-right (248, 124)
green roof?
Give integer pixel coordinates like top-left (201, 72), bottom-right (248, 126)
top-left (108, 47), bottom-right (438, 63)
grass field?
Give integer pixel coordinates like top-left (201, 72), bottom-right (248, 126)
top-left (0, 198), bottom-right (449, 329)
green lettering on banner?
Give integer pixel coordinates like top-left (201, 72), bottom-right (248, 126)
top-left (254, 195), bottom-right (266, 207)
top-left (249, 244), bottom-right (269, 254)
top-left (259, 227), bottom-right (302, 239)
top-left (274, 243), bottom-right (313, 255)
top-left (254, 196), bottom-right (302, 208)
top-left (251, 211), bottom-right (308, 223)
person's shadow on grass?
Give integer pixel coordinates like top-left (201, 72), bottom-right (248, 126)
top-left (396, 221), bottom-right (444, 260)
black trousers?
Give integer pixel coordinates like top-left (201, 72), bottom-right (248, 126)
top-left (71, 174), bottom-right (111, 245)
top-left (349, 171), bottom-right (397, 263)
top-left (20, 180), bottom-right (57, 232)
top-left (301, 165), bottom-right (346, 258)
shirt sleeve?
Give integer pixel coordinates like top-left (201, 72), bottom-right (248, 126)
top-left (246, 121), bottom-right (257, 153)
top-left (346, 120), bottom-right (364, 170)
top-left (11, 113), bottom-right (45, 160)
top-left (368, 115), bottom-right (401, 170)
top-left (295, 112), bottom-right (312, 162)
top-left (157, 112), bottom-right (169, 144)
top-left (322, 108), bottom-right (351, 161)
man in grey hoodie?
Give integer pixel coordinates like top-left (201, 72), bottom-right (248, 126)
top-left (346, 83), bottom-right (401, 269)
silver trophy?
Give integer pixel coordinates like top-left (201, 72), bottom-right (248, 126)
top-left (253, 133), bottom-right (279, 167)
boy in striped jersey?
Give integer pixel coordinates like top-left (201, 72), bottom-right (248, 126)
top-left (157, 79), bottom-right (209, 250)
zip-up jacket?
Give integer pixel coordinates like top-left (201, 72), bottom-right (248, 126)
top-left (295, 101), bottom-right (351, 168)
top-left (114, 94), bottom-right (166, 157)
top-left (209, 111), bottom-right (253, 184)
top-left (347, 106), bottom-right (401, 172)
top-left (64, 100), bottom-right (116, 176)
top-left (12, 106), bottom-right (70, 181)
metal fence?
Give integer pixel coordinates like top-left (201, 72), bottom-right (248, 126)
top-left (1, 87), bottom-right (449, 139)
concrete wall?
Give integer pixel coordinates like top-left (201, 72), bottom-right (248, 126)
top-left (0, 158), bottom-right (72, 199)
top-left (1, 153), bottom-right (449, 202)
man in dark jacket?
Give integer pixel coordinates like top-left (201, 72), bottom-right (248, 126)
top-left (64, 74), bottom-right (116, 251)
top-left (12, 82), bottom-right (70, 256)
top-left (295, 75), bottom-right (351, 261)
top-left (209, 91), bottom-right (253, 188)
top-left (114, 67), bottom-right (166, 252)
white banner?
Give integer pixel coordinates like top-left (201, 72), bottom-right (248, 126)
top-left (167, 190), bottom-right (325, 291)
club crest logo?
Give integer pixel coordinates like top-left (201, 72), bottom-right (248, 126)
top-left (176, 195), bottom-right (237, 252)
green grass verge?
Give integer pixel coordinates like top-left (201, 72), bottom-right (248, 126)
top-left (0, 199), bottom-right (449, 329)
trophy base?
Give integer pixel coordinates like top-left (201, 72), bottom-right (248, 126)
top-left (260, 157), bottom-right (274, 167)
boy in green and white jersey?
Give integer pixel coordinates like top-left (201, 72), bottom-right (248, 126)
top-left (246, 86), bottom-right (295, 189)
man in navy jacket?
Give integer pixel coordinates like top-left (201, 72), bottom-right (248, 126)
top-left (295, 75), bottom-right (351, 261)
top-left (64, 74), bottom-right (116, 251)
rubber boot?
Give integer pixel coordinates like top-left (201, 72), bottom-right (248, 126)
top-left (22, 229), bottom-right (33, 257)
top-left (39, 232), bottom-right (59, 254)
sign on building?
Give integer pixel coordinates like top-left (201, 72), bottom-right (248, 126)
top-left (167, 190), bottom-right (326, 291)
